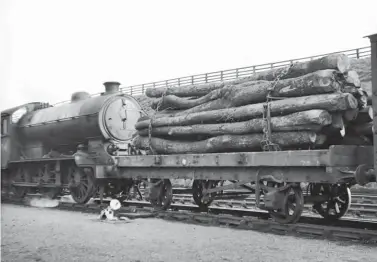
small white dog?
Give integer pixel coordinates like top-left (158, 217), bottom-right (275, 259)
top-left (99, 199), bottom-right (122, 221)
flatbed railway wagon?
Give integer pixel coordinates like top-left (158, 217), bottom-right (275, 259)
top-left (1, 34), bottom-right (377, 224)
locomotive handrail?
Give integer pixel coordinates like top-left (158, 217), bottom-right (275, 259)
top-left (52, 46), bottom-right (371, 106)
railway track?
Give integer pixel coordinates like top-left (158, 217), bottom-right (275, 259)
top-left (106, 186), bottom-right (377, 219)
top-left (2, 190), bottom-right (377, 244)
top-left (167, 194), bottom-right (377, 218)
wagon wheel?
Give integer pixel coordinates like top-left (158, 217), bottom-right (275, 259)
top-left (268, 185), bottom-right (304, 224)
top-left (192, 180), bottom-right (218, 209)
top-left (149, 179), bottom-right (172, 211)
top-left (69, 166), bottom-right (96, 204)
top-left (311, 183), bottom-right (351, 221)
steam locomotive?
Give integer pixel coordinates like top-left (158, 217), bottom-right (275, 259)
top-left (1, 82), bottom-right (143, 204)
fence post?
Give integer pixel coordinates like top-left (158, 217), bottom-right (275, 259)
top-left (142, 84), bottom-right (145, 94)
top-left (178, 78), bottom-right (180, 86)
top-left (356, 48), bottom-right (360, 58)
top-left (191, 76), bottom-right (194, 85)
top-left (130, 86), bottom-right (133, 95)
top-left (270, 63), bottom-right (273, 69)
top-left (220, 71), bottom-right (223, 81)
top-left (236, 68), bottom-right (239, 78)
top-left (253, 66), bottom-right (256, 74)
top-left (166, 80), bottom-right (168, 87)
top-left (205, 73), bottom-right (208, 83)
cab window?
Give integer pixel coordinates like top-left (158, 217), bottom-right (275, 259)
top-left (1, 116), bottom-right (8, 136)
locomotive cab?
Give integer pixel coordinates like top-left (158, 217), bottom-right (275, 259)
top-left (1, 103), bottom-right (50, 169)
top-left (1, 111), bottom-right (11, 169)
top-left (1, 102), bottom-right (51, 195)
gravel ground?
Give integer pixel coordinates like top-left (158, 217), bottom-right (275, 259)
top-left (1, 204), bottom-right (377, 262)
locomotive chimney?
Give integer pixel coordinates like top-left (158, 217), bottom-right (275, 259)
top-left (103, 81), bottom-right (121, 94)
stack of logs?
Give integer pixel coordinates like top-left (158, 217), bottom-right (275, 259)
top-left (133, 54), bottom-right (373, 154)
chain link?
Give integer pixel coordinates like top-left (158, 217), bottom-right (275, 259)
top-left (148, 89), bottom-right (169, 154)
top-left (260, 64), bottom-right (295, 151)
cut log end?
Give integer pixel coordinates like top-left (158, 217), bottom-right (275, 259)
top-left (346, 70), bottom-right (361, 87)
top-left (337, 54), bottom-right (351, 73)
top-left (345, 93), bottom-right (359, 109)
top-left (340, 126), bottom-right (346, 137)
top-left (330, 113), bottom-right (344, 130)
top-left (309, 133), bottom-right (317, 143)
top-left (343, 109), bottom-right (359, 122)
top-left (349, 106), bottom-right (373, 125)
top-left (368, 106), bottom-right (373, 120)
top-left (315, 134), bottom-right (328, 145)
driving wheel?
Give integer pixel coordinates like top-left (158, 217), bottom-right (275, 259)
top-left (69, 166), bottom-right (96, 204)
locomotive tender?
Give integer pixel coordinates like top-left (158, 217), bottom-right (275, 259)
top-left (1, 34), bottom-right (377, 224)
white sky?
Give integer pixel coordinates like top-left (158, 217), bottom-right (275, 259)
top-left (1, 0), bottom-right (376, 111)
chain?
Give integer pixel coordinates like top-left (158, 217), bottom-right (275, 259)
top-left (260, 64), bottom-right (295, 151)
top-left (148, 66), bottom-right (294, 153)
top-left (148, 89), bottom-right (168, 154)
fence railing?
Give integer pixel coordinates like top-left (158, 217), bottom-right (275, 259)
top-left (53, 46), bottom-right (371, 105)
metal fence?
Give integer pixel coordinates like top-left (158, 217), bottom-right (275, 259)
top-left (53, 46), bottom-right (371, 105)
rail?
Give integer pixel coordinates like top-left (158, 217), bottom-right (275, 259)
top-left (53, 46), bottom-right (371, 105)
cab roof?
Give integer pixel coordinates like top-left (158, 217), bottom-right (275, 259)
top-left (1, 102), bottom-right (48, 116)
